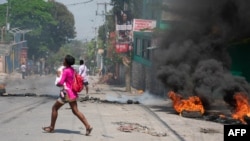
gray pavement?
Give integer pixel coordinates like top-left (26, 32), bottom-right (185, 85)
top-left (0, 72), bottom-right (224, 141)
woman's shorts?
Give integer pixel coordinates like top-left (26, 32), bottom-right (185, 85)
top-left (84, 82), bottom-right (89, 86)
top-left (57, 97), bottom-right (77, 104)
top-left (57, 90), bottom-right (77, 104)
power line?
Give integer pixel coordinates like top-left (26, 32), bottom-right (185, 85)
top-left (66, 0), bottom-right (93, 6)
top-left (96, 2), bottom-right (112, 16)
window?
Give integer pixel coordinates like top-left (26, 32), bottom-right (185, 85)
top-left (135, 37), bottom-right (151, 60)
top-left (142, 39), bottom-right (151, 59)
top-left (136, 38), bottom-right (141, 56)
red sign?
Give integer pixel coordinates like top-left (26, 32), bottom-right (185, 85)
top-left (133, 19), bottom-right (156, 32)
top-left (115, 43), bottom-right (131, 53)
top-left (20, 47), bottom-right (28, 64)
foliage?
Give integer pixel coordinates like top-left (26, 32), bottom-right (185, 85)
top-left (0, 0), bottom-right (76, 60)
top-left (50, 43), bottom-right (74, 67)
top-left (49, 1), bottom-right (76, 50)
top-left (111, 0), bottom-right (131, 14)
top-left (129, 0), bottom-right (144, 18)
top-left (9, 0), bottom-right (55, 29)
top-left (110, 0), bottom-right (143, 19)
top-left (98, 25), bottom-right (106, 44)
top-left (49, 39), bottom-right (97, 68)
top-left (84, 40), bottom-right (97, 61)
top-left (0, 3), bottom-right (7, 27)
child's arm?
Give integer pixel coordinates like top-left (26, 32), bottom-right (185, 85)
top-left (55, 70), bottom-right (63, 86)
top-left (55, 77), bottom-right (61, 86)
top-left (57, 69), bottom-right (66, 87)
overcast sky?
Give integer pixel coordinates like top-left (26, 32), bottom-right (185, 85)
top-left (0, 0), bottom-right (113, 41)
top-left (56, 0), bottom-right (113, 41)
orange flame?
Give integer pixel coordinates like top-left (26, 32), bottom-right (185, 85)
top-left (219, 114), bottom-right (226, 119)
top-left (168, 91), bottom-right (205, 115)
top-left (232, 92), bottom-right (250, 124)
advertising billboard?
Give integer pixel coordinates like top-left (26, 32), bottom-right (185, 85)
top-left (133, 19), bottom-right (156, 32)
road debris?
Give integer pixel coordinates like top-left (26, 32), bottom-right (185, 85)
top-left (200, 128), bottom-right (220, 134)
top-left (113, 121), bottom-right (167, 137)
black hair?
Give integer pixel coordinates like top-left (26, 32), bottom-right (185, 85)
top-left (80, 60), bottom-right (84, 65)
top-left (64, 55), bottom-right (75, 66)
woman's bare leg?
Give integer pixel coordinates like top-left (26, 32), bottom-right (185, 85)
top-left (43, 100), bottom-right (63, 132)
top-left (69, 101), bottom-right (91, 129)
top-left (86, 85), bottom-right (89, 95)
top-left (50, 101), bottom-right (64, 129)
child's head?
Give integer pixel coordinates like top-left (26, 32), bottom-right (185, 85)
top-left (57, 66), bottom-right (65, 77)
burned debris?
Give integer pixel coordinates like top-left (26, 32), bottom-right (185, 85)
top-left (79, 95), bottom-right (140, 104)
top-left (113, 121), bottom-right (167, 137)
top-left (168, 90), bottom-right (250, 125)
top-left (200, 128), bottom-right (220, 134)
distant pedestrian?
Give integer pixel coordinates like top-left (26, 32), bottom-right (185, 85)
top-left (98, 67), bottom-right (102, 77)
top-left (20, 62), bottom-right (26, 79)
top-left (42, 55), bottom-right (93, 136)
top-left (79, 60), bottom-right (89, 95)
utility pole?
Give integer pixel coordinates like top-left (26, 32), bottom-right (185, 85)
top-left (6, 0), bottom-right (10, 31)
top-left (6, 1), bottom-right (8, 30)
top-left (1, 0), bottom-right (9, 42)
top-left (121, 1), bottom-right (132, 92)
top-left (96, 2), bottom-right (111, 75)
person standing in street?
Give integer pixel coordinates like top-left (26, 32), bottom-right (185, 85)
top-left (79, 60), bottom-right (89, 96)
top-left (20, 62), bottom-right (26, 79)
top-left (42, 55), bottom-right (93, 136)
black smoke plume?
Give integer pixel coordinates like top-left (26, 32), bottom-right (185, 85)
top-left (154, 0), bottom-right (250, 105)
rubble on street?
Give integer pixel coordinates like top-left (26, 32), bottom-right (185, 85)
top-left (0, 73), bottom-right (225, 141)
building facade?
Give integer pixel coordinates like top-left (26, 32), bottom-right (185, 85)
top-left (131, 0), bottom-right (170, 96)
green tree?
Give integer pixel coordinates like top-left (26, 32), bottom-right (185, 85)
top-left (9, 0), bottom-right (54, 58)
top-left (4, 0), bottom-right (76, 59)
top-left (109, 0), bottom-right (134, 92)
top-left (111, 0), bottom-right (131, 14)
top-left (49, 1), bottom-right (76, 50)
top-left (94, 0), bottom-right (135, 91)
top-left (49, 39), bottom-right (98, 69)
top-left (0, 3), bottom-right (7, 27)
top-left (84, 40), bottom-right (97, 61)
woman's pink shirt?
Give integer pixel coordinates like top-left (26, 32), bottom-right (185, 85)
top-left (58, 67), bottom-right (78, 100)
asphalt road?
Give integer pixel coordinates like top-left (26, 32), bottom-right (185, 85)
top-left (0, 73), bottom-right (225, 141)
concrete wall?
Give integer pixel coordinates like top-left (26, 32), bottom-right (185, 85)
top-left (0, 56), bottom-right (4, 73)
top-left (131, 61), bottom-right (167, 97)
top-left (131, 61), bottom-right (145, 90)
top-left (118, 64), bottom-right (125, 85)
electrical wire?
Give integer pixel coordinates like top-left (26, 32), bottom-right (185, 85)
top-left (66, 0), bottom-right (94, 6)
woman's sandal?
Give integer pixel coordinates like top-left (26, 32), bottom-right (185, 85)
top-left (86, 127), bottom-right (93, 136)
top-left (42, 126), bottom-right (54, 133)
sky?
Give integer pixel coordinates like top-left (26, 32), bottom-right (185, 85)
top-left (0, 0), bottom-right (113, 41)
top-left (56, 0), bottom-right (113, 41)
